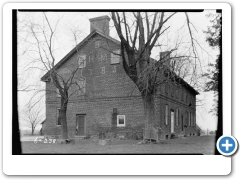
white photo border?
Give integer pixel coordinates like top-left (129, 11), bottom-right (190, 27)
top-left (3, 2), bottom-right (232, 175)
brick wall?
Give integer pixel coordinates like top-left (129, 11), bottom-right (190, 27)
top-left (43, 32), bottom-right (198, 138)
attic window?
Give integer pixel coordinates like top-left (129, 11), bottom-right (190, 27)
top-left (78, 54), bottom-right (86, 68)
top-left (111, 50), bottom-right (120, 64)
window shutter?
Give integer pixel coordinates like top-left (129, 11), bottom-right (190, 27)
top-left (112, 108), bottom-right (118, 127)
top-left (165, 105), bottom-right (168, 125)
top-left (176, 109), bottom-right (179, 126)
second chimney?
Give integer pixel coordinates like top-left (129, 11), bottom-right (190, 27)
top-left (160, 51), bottom-right (171, 67)
top-left (89, 15), bottom-right (110, 36)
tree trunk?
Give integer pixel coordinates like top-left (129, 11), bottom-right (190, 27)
top-left (142, 94), bottom-right (155, 128)
top-left (60, 97), bottom-right (68, 140)
top-left (31, 128), bottom-right (34, 136)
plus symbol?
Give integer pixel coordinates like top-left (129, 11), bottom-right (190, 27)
top-left (222, 139), bottom-right (233, 151)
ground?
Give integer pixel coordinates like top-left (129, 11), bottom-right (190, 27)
top-left (21, 135), bottom-right (216, 154)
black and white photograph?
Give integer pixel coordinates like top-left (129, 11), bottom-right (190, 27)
top-left (15, 9), bottom-right (222, 155)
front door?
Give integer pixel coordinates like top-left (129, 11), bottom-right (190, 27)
top-left (171, 110), bottom-right (174, 133)
top-left (76, 115), bottom-right (85, 136)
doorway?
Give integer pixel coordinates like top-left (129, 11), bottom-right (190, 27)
top-left (76, 115), bottom-right (85, 136)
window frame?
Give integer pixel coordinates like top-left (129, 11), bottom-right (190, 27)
top-left (188, 112), bottom-right (191, 126)
top-left (165, 84), bottom-right (168, 95)
top-left (117, 115), bottom-right (126, 127)
top-left (165, 104), bottom-right (168, 125)
top-left (171, 84), bottom-right (174, 97)
top-left (110, 49), bottom-right (121, 64)
top-left (176, 108), bottom-right (179, 126)
top-left (78, 54), bottom-right (86, 68)
top-left (78, 78), bottom-right (86, 95)
top-left (56, 81), bottom-right (63, 98)
top-left (56, 108), bottom-right (61, 126)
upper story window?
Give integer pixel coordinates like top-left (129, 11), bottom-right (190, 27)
top-left (181, 89), bottom-right (184, 101)
top-left (78, 78), bottom-right (86, 95)
top-left (95, 41), bottom-right (100, 48)
top-left (165, 84), bottom-right (168, 95)
top-left (78, 54), bottom-right (86, 68)
top-left (171, 85), bottom-right (174, 97)
top-left (56, 81), bottom-right (63, 98)
top-left (111, 49), bottom-right (121, 64)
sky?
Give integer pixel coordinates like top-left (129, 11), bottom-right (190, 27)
top-left (17, 10), bottom-right (219, 132)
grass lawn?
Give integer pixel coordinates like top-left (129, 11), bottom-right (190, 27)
top-left (21, 135), bottom-right (216, 155)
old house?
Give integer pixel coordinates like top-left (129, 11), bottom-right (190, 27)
top-left (41, 15), bottom-right (199, 139)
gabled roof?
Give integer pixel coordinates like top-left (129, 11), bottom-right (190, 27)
top-left (40, 30), bottom-right (199, 95)
top-left (40, 30), bottom-right (120, 81)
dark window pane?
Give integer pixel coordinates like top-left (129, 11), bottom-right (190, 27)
top-left (119, 118), bottom-right (124, 124)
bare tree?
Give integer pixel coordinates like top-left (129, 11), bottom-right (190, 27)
top-left (111, 12), bottom-right (201, 128)
top-left (18, 12), bottom-right (85, 140)
top-left (24, 105), bottom-right (44, 135)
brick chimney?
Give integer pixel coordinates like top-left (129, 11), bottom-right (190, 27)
top-left (160, 51), bottom-right (171, 67)
top-left (89, 15), bottom-right (110, 36)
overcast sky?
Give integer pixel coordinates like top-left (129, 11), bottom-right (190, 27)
top-left (17, 10), bottom-right (219, 132)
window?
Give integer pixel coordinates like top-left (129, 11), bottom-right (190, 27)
top-left (188, 112), bottom-right (191, 126)
top-left (165, 84), bottom-right (168, 95)
top-left (181, 90), bottom-right (184, 101)
top-left (191, 113), bottom-right (194, 127)
top-left (57, 108), bottom-right (61, 126)
top-left (111, 49), bottom-right (121, 64)
top-left (56, 81), bottom-right (63, 98)
top-left (101, 67), bottom-right (105, 74)
top-left (78, 78), bottom-right (86, 95)
top-left (95, 41), bottom-right (100, 48)
top-left (165, 105), bottom-right (168, 125)
top-left (56, 87), bottom-right (61, 97)
top-left (193, 113), bottom-right (195, 127)
top-left (78, 54), bottom-right (86, 68)
top-left (176, 108), bottom-right (179, 126)
top-left (89, 55), bottom-right (92, 63)
top-left (117, 115), bottom-right (125, 127)
top-left (171, 85), bottom-right (174, 97)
